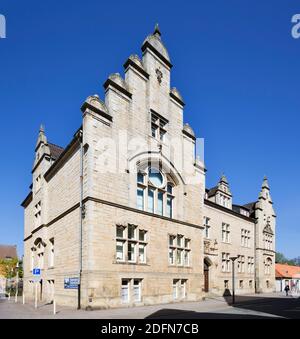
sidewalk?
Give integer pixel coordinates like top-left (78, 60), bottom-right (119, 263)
top-left (0, 292), bottom-right (294, 319)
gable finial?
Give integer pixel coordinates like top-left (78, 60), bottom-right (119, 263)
top-left (39, 124), bottom-right (45, 133)
top-left (154, 23), bottom-right (161, 37)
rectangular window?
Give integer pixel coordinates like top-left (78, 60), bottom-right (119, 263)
top-left (222, 223), bottom-right (230, 243)
top-left (177, 235), bottom-right (183, 247)
top-left (177, 249), bottom-right (183, 265)
top-left (128, 224), bottom-right (136, 240)
top-left (148, 189), bottom-right (154, 213)
top-left (34, 201), bottom-right (42, 226)
top-left (249, 280), bottom-right (253, 289)
top-left (49, 238), bottom-right (54, 268)
top-left (222, 253), bottom-right (230, 272)
top-left (138, 244), bottom-right (146, 264)
top-left (139, 230), bottom-right (146, 242)
top-left (239, 280), bottom-right (244, 289)
top-left (157, 191), bottom-right (163, 216)
top-left (116, 241), bottom-right (125, 261)
top-left (30, 250), bottom-right (34, 271)
top-left (181, 280), bottom-right (187, 299)
top-left (224, 280), bottom-right (229, 289)
top-left (128, 242), bottom-right (136, 262)
top-left (166, 196), bottom-right (173, 218)
top-left (137, 188), bottom-right (144, 211)
top-left (116, 225), bottom-right (147, 264)
top-left (121, 279), bottom-right (129, 303)
top-left (169, 235), bottom-right (175, 246)
top-left (38, 253), bottom-right (44, 269)
top-left (184, 250), bottom-right (190, 266)
top-left (133, 280), bottom-right (142, 302)
top-left (116, 225), bottom-right (125, 239)
top-left (151, 111), bottom-right (168, 141)
top-left (173, 279), bottom-right (179, 300)
top-left (169, 248), bottom-right (175, 265)
top-left (204, 217), bottom-right (210, 239)
top-left (137, 173), bottom-right (144, 184)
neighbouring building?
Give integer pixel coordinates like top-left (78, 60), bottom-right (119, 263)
top-left (22, 25), bottom-right (276, 309)
top-left (275, 263), bottom-right (300, 293)
top-left (0, 245), bottom-right (18, 294)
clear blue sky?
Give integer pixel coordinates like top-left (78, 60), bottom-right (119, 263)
top-left (0, 0), bottom-right (299, 258)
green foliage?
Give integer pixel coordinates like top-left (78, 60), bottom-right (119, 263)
top-left (0, 258), bottom-right (23, 279)
top-left (275, 252), bottom-right (299, 266)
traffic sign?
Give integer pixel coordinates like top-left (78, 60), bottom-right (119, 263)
top-left (33, 268), bottom-right (41, 276)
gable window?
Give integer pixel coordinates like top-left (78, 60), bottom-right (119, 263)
top-left (151, 112), bottom-right (168, 142)
top-left (136, 167), bottom-right (175, 218)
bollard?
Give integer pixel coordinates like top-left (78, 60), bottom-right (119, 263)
top-left (53, 299), bottom-right (56, 315)
top-left (8, 292), bottom-right (10, 301)
top-left (22, 292), bottom-right (25, 305)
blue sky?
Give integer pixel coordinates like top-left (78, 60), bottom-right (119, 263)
top-left (0, 0), bottom-right (299, 258)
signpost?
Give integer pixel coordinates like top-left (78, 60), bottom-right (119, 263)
top-left (32, 268), bottom-right (41, 309)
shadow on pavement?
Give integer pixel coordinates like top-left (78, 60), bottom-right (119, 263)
top-left (146, 295), bottom-right (300, 319)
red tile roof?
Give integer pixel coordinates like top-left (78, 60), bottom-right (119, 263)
top-left (275, 263), bottom-right (300, 279)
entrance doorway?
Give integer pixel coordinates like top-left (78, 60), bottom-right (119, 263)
top-left (204, 258), bottom-right (212, 293)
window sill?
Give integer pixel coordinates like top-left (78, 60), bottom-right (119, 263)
top-left (115, 261), bottom-right (149, 266)
top-left (168, 265), bottom-right (192, 269)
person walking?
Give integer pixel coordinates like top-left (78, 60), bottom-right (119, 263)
top-left (284, 284), bottom-right (290, 296)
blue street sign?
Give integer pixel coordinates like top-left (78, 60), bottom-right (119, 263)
top-left (33, 268), bottom-right (41, 276)
top-left (64, 277), bottom-right (79, 289)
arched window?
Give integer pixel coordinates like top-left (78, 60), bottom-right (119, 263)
top-left (137, 167), bottom-right (175, 218)
top-left (265, 258), bottom-right (272, 275)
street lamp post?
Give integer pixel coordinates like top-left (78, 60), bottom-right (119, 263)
top-left (230, 256), bottom-right (238, 305)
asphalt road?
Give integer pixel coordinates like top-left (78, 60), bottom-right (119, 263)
top-left (0, 292), bottom-right (299, 319)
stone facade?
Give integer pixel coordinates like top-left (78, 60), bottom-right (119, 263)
top-left (22, 25), bottom-right (276, 309)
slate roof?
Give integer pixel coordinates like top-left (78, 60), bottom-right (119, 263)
top-left (243, 202), bottom-right (257, 216)
top-left (48, 143), bottom-right (64, 161)
top-left (0, 245), bottom-right (17, 260)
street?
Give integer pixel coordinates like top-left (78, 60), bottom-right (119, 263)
top-left (0, 292), bottom-right (299, 319)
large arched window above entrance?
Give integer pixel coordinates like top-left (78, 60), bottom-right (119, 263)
top-left (137, 166), bottom-right (175, 218)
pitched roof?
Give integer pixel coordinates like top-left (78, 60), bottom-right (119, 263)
top-left (0, 245), bottom-right (17, 260)
top-left (48, 143), bottom-right (64, 161)
top-left (207, 186), bottom-right (218, 198)
top-left (275, 263), bottom-right (300, 279)
top-left (243, 202), bottom-right (257, 215)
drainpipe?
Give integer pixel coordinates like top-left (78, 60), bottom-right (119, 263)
top-left (77, 130), bottom-right (83, 310)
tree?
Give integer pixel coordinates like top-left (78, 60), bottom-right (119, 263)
top-left (275, 252), bottom-right (299, 266)
top-left (0, 258), bottom-right (23, 279)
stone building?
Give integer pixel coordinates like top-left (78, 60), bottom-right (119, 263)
top-left (22, 25), bottom-right (276, 309)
